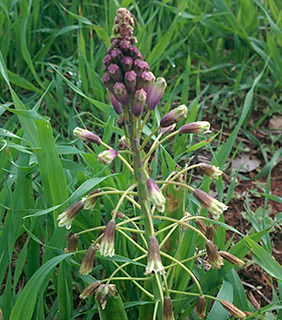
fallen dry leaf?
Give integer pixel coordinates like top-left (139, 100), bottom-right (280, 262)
top-left (231, 154), bottom-right (261, 173)
top-left (269, 116), bottom-right (282, 130)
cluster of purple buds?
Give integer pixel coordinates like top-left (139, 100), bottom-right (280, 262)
top-left (102, 8), bottom-right (166, 117)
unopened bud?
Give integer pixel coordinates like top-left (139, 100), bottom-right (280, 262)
top-left (134, 59), bottom-right (149, 76)
top-left (121, 56), bottom-right (133, 73)
top-left (199, 163), bottom-right (223, 180)
top-left (107, 89), bottom-right (123, 115)
top-left (57, 201), bottom-right (84, 230)
top-left (205, 240), bottom-right (224, 269)
top-left (145, 236), bottom-right (163, 275)
top-left (107, 63), bottom-right (123, 82)
top-left (220, 251), bottom-right (244, 267)
top-left (195, 296), bottom-right (206, 319)
top-left (117, 115), bottom-right (125, 128)
top-left (101, 72), bottom-right (115, 92)
top-left (128, 45), bottom-right (142, 59)
top-left (124, 70), bottom-right (137, 93)
top-left (113, 82), bottom-right (129, 105)
top-left (111, 210), bottom-right (125, 219)
top-left (132, 89), bottom-right (147, 117)
top-left (137, 71), bottom-right (155, 92)
top-left (73, 127), bottom-right (101, 145)
top-left (111, 48), bottom-right (123, 64)
top-left (79, 246), bottom-right (96, 275)
top-left (100, 219), bottom-right (116, 257)
top-left (146, 77), bottom-right (167, 110)
top-left (163, 296), bottom-right (174, 320)
top-left (103, 54), bottom-right (112, 68)
top-left (220, 300), bottom-right (246, 319)
top-left (179, 121), bottom-right (211, 134)
top-left (97, 149), bottom-right (118, 165)
top-left (160, 105), bottom-right (188, 127)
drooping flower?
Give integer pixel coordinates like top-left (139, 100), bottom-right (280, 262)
top-left (79, 245), bottom-right (96, 275)
top-left (205, 240), bottom-right (224, 269)
top-left (193, 189), bottom-right (228, 220)
top-left (160, 105), bottom-right (188, 128)
top-left (145, 236), bottom-right (163, 275)
top-left (199, 163), bottom-right (223, 180)
top-left (146, 178), bottom-right (166, 212)
top-left (220, 251), bottom-right (244, 267)
top-left (97, 149), bottom-right (118, 165)
top-left (57, 201), bottom-right (84, 230)
top-left (73, 127), bottom-right (101, 145)
top-left (163, 296), bottom-right (175, 320)
top-left (195, 296), bottom-right (206, 319)
top-left (83, 188), bottom-right (101, 210)
top-left (79, 281), bottom-right (101, 299)
top-left (179, 121), bottom-right (211, 134)
top-left (100, 219), bottom-right (116, 257)
top-left (220, 300), bottom-right (246, 319)
top-left (65, 233), bottom-right (79, 253)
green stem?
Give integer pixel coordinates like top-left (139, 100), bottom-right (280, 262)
top-left (139, 125), bottom-right (161, 151)
top-left (139, 109), bottom-right (152, 133)
top-left (112, 183), bottom-right (137, 219)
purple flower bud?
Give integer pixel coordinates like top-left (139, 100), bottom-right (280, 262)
top-left (100, 219), bottom-right (116, 257)
top-left (119, 39), bottom-right (130, 52)
top-left (73, 127), bottom-right (101, 145)
top-left (146, 77), bottom-right (167, 110)
top-left (97, 149), bottom-right (118, 165)
top-left (80, 246), bottom-right (96, 275)
top-left (160, 105), bottom-right (188, 127)
top-left (108, 63), bottom-right (123, 82)
top-left (134, 59), bottom-right (149, 76)
top-left (57, 201), bottom-right (84, 230)
top-left (179, 121), bottom-right (212, 134)
top-left (111, 48), bottom-right (123, 64)
top-left (101, 72), bottom-right (115, 92)
top-left (146, 178), bottom-right (166, 212)
top-left (145, 236), bottom-right (163, 275)
top-left (205, 240), bottom-right (224, 269)
top-left (103, 54), bottom-right (112, 68)
top-left (107, 89), bottom-right (123, 115)
top-left (128, 46), bottom-right (142, 59)
top-left (121, 56), bottom-right (133, 73)
top-left (124, 70), bottom-right (137, 93)
top-left (132, 89), bottom-right (147, 117)
top-left (113, 82), bottom-right (129, 105)
top-left (136, 71), bottom-right (155, 92)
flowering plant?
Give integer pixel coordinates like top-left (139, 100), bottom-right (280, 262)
top-left (57, 8), bottom-right (252, 320)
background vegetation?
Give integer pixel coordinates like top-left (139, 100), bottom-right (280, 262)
top-left (0, 0), bottom-right (282, 319)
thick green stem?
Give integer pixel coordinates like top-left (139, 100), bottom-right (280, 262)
top-left (125, 107), bottom-right (154, 239)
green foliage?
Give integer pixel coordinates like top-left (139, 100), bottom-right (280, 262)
top-left (1, 0), bottom-right (282, 319)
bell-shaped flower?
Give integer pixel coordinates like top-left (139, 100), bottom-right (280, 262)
top-left (57, 201), bottom-right (84, 230)
top-left (79, 246), bottom-right (96, 275)
top-left (145, 236), bottom-right (163, 275)
top-left (205, 240), bottom-right (224, 269)
top-left (146, 178), bottom-right (166, 213)
top-left (100, 219), bottom-right (116, 257)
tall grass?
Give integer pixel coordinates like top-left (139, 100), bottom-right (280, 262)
top-left (1, 0), bottom-right (282, 319)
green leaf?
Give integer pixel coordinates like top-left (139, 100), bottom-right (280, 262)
top-left (243, 238), bottom-right (282, 281)
top-left (10, 253), bottom-right (73, 320)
